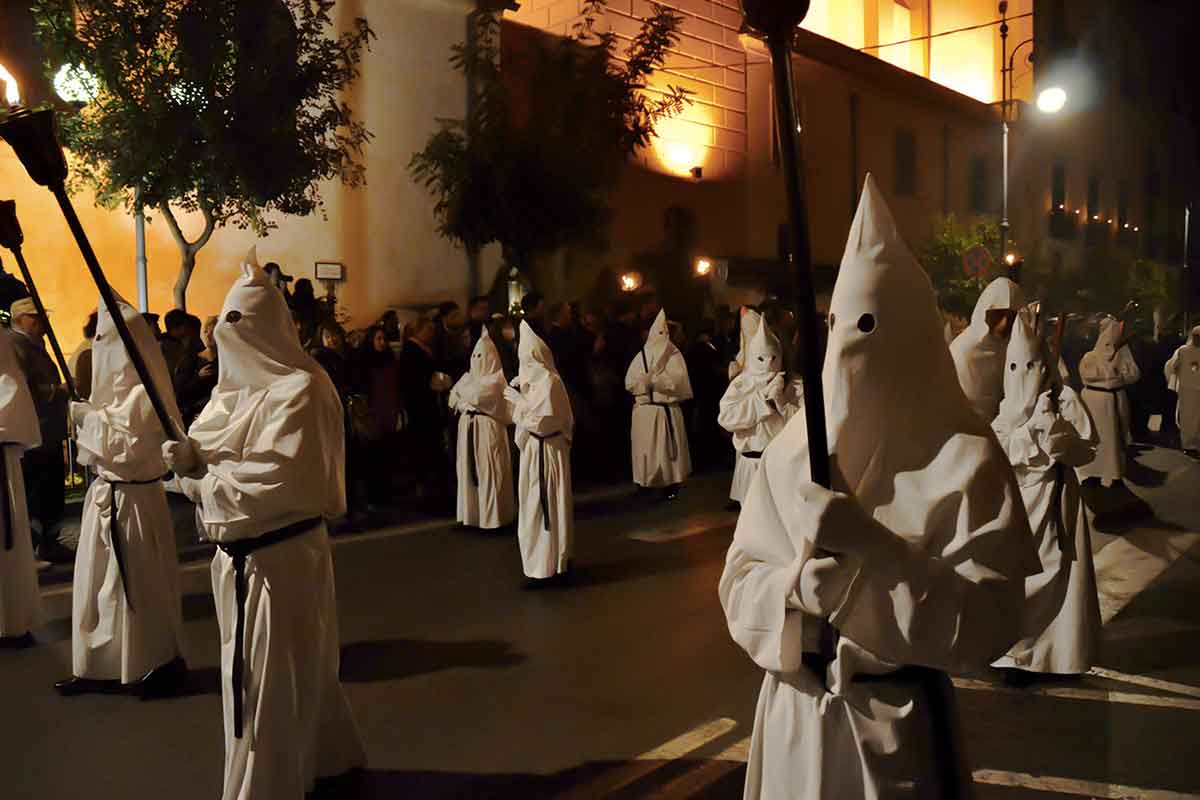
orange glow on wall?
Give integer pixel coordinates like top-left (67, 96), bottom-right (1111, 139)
top-left (650, 112), bottom-right (713, 179)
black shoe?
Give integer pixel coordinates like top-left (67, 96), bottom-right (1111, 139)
top-left (135, 657), bottom-right (189, 700)
top-left (0, 632), bottom-right (35, 650)
top-left (663, 484), bottom-right (681, 501)
top-left (36, 538), bottom-right (75, 565)
top-left (54, 676), bottom-right (124, 696)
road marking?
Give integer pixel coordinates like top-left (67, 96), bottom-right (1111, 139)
top-left (1088, 667), bottom-right (1200, 700)
top-left (557, 718), bottom-right (738, 799)
top-left (952, 677), bottom-right (1200, 712)
top-left (628, 512), bottom-right (735, 543)
top-left (643, 737), bottom-right (751, 799)
top-left (972, 769), bottom-right (1200, 799)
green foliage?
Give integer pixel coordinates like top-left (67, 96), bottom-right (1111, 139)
top-left (409, 0), bottom-right (691, 267)
top-left (914, 214), bottom-right (1002, 318)
top-left (30, 0), bottom-right (372, 241)
top-left (1044, 247), bottom-right (1175, 318)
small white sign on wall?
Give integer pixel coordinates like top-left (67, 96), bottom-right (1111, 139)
top-left (315, 261), bottom-right (345, 281)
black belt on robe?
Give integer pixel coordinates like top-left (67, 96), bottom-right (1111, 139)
top-left (644, 400), bottom-right (679, 461)
top-left (1, 444), bottom-right (12, 551)
top-left (216, 516), bottom-right (322, 740)
top-left (97, 474), bottom-right (167, 614)
top-left (464, 410), bottom-right (492, 488)
top-left (739, 450), bottom-right (763, 460)
top-left (529, 432), bottom-right (561, 531)
top-left (1084, 384), bottom-right (1124, 394)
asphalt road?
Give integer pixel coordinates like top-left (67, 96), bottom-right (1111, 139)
top-left (5, 451), bottom-right (1200, 799)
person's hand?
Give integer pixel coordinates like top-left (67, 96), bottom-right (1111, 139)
top-left (765, 374), bottom-right (786, 403)
top-left (1029, 390), bottom-right (1057, 433)
top-left (162, 437), bottom-right (204, 478)
top-left (69, 401), bottom-right (92, 430)
top-left (198, 362), bottom-right (216, 379)
top-left (504, 385), bottom-right (524, 409)
top-left (795, 555), bottom-right (857, 618)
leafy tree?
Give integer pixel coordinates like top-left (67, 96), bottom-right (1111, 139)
top-left (914, 213), bottom-right (1003, 319)
top-left (31, 0), bottom-right (372, 309)
top-left (410, 0), bottom-right (690, 280)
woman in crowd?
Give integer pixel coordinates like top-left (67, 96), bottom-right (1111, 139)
top-left (353, 326), bottom-right (402, 509)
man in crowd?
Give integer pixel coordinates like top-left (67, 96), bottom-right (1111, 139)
top-left (521, 291), bottom-right (546, 337)
top-left (160, 308), bottom-right (192, 377)
top-left (467, 295), bottom-right (491, 346)
top-left (402, 317), bottom-right (453, 511)
top-left (68, 311), bottom-right (98, 401)
top-left (7, 298), bottom-right (72, 563)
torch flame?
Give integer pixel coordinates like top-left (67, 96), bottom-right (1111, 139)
top-left (0, 63), bottom-right (20, 106)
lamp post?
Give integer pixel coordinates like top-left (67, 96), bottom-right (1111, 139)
top-left (998, 1), bottom-right (1066, 262)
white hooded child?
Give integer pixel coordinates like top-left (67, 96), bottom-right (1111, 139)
top-left (0, 327), bottom-right (42, 648)
top-left (991, 308), bottom-right (1103, 679)
top-left (719, 175), bottom-right (1038, 799)
top-left (56, 296), bottom-right (187, 696)
top-left (728, 306), bottom-right (761, 381)
top-left (162, 251), bottom-right (365, 799)
top-left (718, 319), bottom-right (791, 507)
top-left (950, 276), bottom-right (1025, 422)
top-left (625, 309), bottom-right (692, 496)
top-left (1077, 316), bottom-right (1141, 485)
top-left (1165, 326), bottom-right (1200, 454)
top-left (506, 321), bottom-right (574, 582)
top-left (449, 325), bottom-right (515, 529)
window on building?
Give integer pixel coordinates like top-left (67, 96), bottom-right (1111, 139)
top-left (969, 156), bottom-right (988, 212)
top-left (894, 131), bottom-right (917, 196)
top-left (1087, 175), bottom-right (1100, 218)
top-left (1051, 161), bottom-right (1066, 211)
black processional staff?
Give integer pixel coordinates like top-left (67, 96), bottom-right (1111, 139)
top-left (0, 199), bottom-right (78, 401)
top-left (738, 0), bottom-right (837, 666)
top-left (0, 107), bottom-right (179, 441)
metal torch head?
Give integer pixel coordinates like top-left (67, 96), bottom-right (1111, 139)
top-left (740, 0), bottom-right (810, 39)
top-left (0, 107), bottom-right (69, 188)
top-left (0, 200), bottom-right (24, 251)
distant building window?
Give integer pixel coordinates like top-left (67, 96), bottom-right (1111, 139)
top-left (894, 131), bottom-right (917, 196)
top-left (1051, 161), bottom-right (1066, 210)
top-left (969, 156), bottom-right (988, 212)
top-left (1087, 175), bottom-right (1100, 217)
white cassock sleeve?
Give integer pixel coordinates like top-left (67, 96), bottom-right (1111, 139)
top-left (718, 378), bottom-right (775, 435)
top-left (514, 377), bottom-right (571, 448)
top-left (650, 351), bottom-right (693, 401)
top-left (1078, 352), bottom-right (1121, 388)
top-left (450, 374), bottom-right (512, 423)
top-left (75, 386), bottom-right (166, 476)
top-left (990, 411), bottom-right (1041, 467)
top-left (181, 383), bottom-right (345, 541)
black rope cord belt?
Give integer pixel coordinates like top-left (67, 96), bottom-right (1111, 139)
top-left (740, 450), bottom-right (763, 460)
top-left (97, 474), bottom-right (168, 613)
top-left (1084, 384), bottom-right (1124, 393)
top-left (464, 410), bottom-right (492, 488)
top-left (645, 402), bottom-right (679, 461)
top-left (1, 444), bottom-right (12, 551)
top-left (529, 432), bottom-right (561, 531)
top-left (217, 517), bottom-right (322, 739)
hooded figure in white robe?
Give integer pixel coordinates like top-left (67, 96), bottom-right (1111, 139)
top-left (162, 250), bottom-right (365, 800)
top-left (950, 277), bottom-right (1025, 422)
top-left (720, 174), bottom-right (1038, 800)
top-left (1165, 326), bottom-right (1200, 452)
top-left (991, 309), bottom-right (1102, 676)
top-left (507, 322), bottom-right (574, 580)
top-left (449, 326), bottom-right (515, 529)
top-left (0, 328), bottom-right (42, 645)
top-left (59, 296), bottom-right (186, 692)
top-left (626, 309), bottom-right (692, 489)
top-left (719, 321), bottom-right (791, 505)
top-left (1077, 317), bottom-right (1141, 483)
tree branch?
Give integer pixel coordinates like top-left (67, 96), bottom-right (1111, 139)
top-left (158, 195), bottom-right (218, 256)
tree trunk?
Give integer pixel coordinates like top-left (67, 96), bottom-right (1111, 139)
top-left (173, 250), bottom-right (196, 312)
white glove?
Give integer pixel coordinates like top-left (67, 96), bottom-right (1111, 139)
top-left (795, 555), bottom-right (857, 618)
top-left (764, 374), bottom-right (786, 403)
top-left (1028, 390), bottom-right (1057, 434)
top-left (162, 437), bottom-right (204, 479)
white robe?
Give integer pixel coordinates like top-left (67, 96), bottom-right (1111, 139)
top-left (1165, 335), bottom-right (1200, 450)
top-left (1077, 329), bottom-right (1140, 481)
top-left (722, 175), bottom-right (1037, 800)
top-left (73, 388), bottom-right (184, 681)
top-left (514, 371), bottom-right (574, 579)
top-left (992, 387), bottom-right (1103, 674)
top-left (0, 328), bottom-right (42, 639)
top-left (72, 297), bottom-right (185, 683)
top-left (718, 376), bottom-right (788, 504)
top-left (176, 257), bottom-right (364, 800)
top-left (450, 334), bottom-right (515, 529)
top-left (0, 446), bottom-right (40, 638)
top-left (626, 344), bottom-right (693, 487)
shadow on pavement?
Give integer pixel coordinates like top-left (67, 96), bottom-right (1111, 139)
top-left (338, 639), bottom-right (525, 684)
top-left (310, 758), bottom-right (748, 799)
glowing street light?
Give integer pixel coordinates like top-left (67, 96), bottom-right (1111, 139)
top-left (694, 257), bottom-right (712, 277)
top-left (1036, 86), bottom-right (1067, 114)
top-left (0, 63), bottom-right (20, 106)
top-left (1005, 252), bottom-right (1017, 267)
top-left (619, 271), bottom-right (643, 292)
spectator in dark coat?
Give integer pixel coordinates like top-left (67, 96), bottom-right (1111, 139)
top-left (401, 318), bottom-right (452, 511)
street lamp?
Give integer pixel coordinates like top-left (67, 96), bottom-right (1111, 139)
top-left (999, 2), bottom-right (1066, 259)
